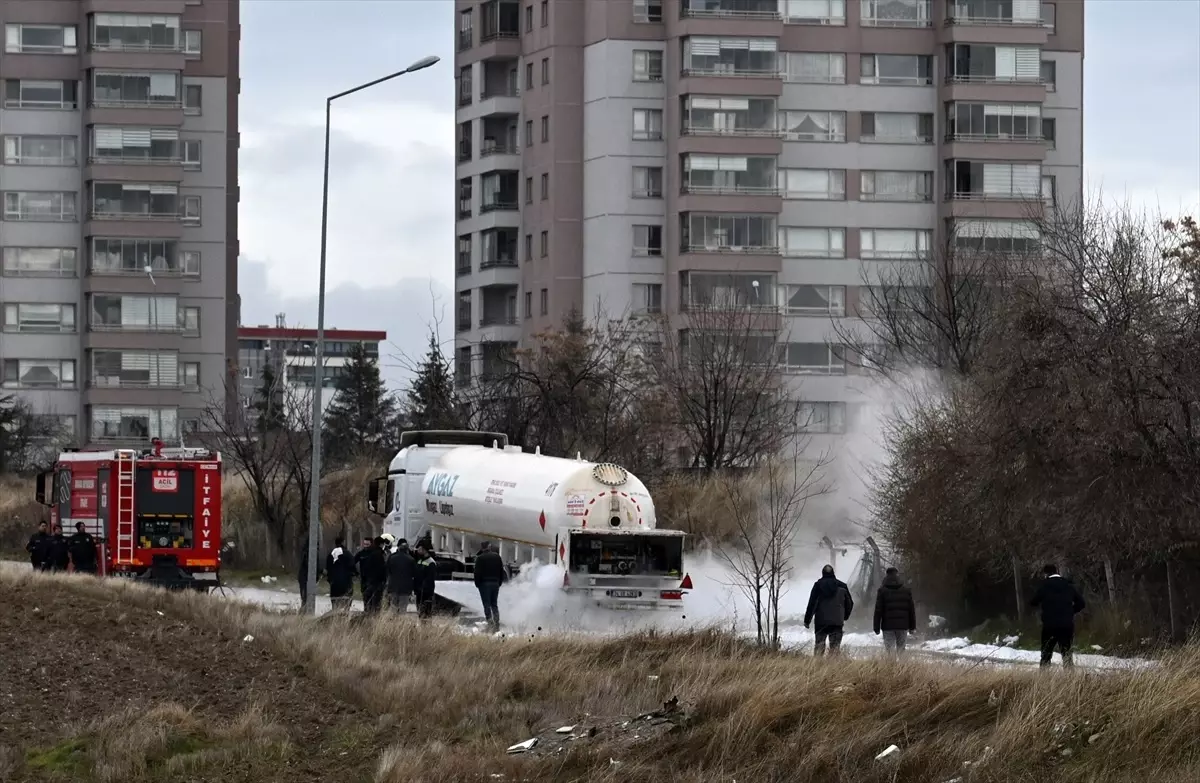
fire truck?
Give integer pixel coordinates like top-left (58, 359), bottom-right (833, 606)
top-left (34, 439), bottom-right (224, 590)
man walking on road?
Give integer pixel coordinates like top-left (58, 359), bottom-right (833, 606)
top-left (26, 521), bottom-right (50, 571)
top-left (385, 539), bottom-right (416, 613)
top-left (1031, 563), bottom-right (1086, 668)
top-left (804, 564), bottom-right (854, 656)
top-left (873, 566), bottom-right (917, 655)
top-left (473, 541), bottom-right (506, 632)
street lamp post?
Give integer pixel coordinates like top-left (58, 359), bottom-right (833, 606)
top-left (303, 55), bottom-right (440, 615)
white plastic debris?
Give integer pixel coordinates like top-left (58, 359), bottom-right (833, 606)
top-left (928, 615), bottom-right (947, 629)
top-left (648, 675), bottom-right (660, 681)
top-left (1001, 634), bottom-right (1019, 645)
top-left (242, 634), bottom-right (255, 643)
top-left (556, 726), bottom-right (576, 734)
top-left (1088, 733), bottom-right (1102, 744)
top-left (156, 611), bottom-right (165, 616)
top-left (506, 738), bottom-right (538, 754)
top-left (875, 745), bottom-right (900, 761)
top-left (609, 758), bottom-right (621, 766)
top-left (260, 575), bottom-right (277, 584)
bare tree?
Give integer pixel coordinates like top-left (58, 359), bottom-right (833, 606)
top-left (717, 446), bottom-right (832, 647)
top-left (0, 396), bottom-right (73, 474)
top-left (646, 299), bottom-right (800, 471)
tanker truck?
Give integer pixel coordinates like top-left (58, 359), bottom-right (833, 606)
top-left (366, 430), bottom-right (693, 611)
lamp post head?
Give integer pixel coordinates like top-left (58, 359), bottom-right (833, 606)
top-left (405, 56), bottom-right (440, 73)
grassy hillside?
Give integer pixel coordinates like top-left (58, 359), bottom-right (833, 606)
top-left (3, 570), bottom-right (1200, 783)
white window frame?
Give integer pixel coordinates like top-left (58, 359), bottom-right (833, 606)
top-left (181, 250), bottom-right (201, 276)
top-left (182, 306), bottom-right (201, 334)
top-left (3, 303), bottom-right (76, 332)
top-left (778, 227), bottom-right (845, 258)
top-left (859, 228), bottom-right (932, 259)
top-left (779, 343), bottom-right (847, 375)
top-left (183, 83), bottom-right (202, 114)
top-left (778, 168), bottom-right (845, 200)
top-left (632, 108), bottom-right (664, 140)
top-left (2, 247), bottom-right (78, 277)
top-left (183, 29), bottom-right (201, 54)
top-left (798, 401), bottom-right (847, 434)
top-left (782, 52), bottom-right (845, 83)
top-left (91, 406), bottom-right (179, 441)
top-left (632, 166), bottom-right (663, 198)
top-left (91, 14), bottom-right (182, 52)
top-left (782, 284), bottom-right (846, 316)
top-left (632, 50), bottom-right (664, 82)
top-left (5, 24), bottom-right (78, 54)
top-left (632, 0), bottom-right (664, 23)
top-left (860, 0), bottom-right (931, 27)
top-left (2, 359), bottom-right (76, 389)
top-left (3, 135), bottom-right (78, 166)
top-left (783, 0), bottom-right (847, 25)
top-left (3, 191), bottom-right (77, 222)
top-left (633, 282), bottom-right (663, 315)
top-left (861, 112), bottom-right (933, 143)
top-left (779, 110), bottom-right (846, 142)
top-left (633, 224), bottom-right (663, 256)
top-left (3, 79), bottom-right (77, 110)
top-left (860, 171), bottom-right (932, 202)
top-left (182, 195), bottom-right (201, 222)
top-left (859, 53), bottom-right (932, 85)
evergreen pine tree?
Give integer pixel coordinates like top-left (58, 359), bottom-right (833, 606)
top-left (322, 342), bottom-right (398, 464)
top-left (252, 363), bottom-right (286, 435)
top-left (405, 334), bottom-right (463, 430)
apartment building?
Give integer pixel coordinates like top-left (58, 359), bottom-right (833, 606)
top-left (0, 1), bottom-right (240, 448)
top-left (453, 0), bottom-right (1083, 444)
top-left (237, 320), bottom-right (387, 428)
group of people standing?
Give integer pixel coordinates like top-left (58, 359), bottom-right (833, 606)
top-left (803, 561), bottom-right (1086, 668)
top-left (299, 535), bottom-right (440, 617)
top-left (25, 521), bottom-right (98, 575)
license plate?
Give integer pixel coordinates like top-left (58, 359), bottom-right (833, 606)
top-left (609, 589), bottom-right (640, 599)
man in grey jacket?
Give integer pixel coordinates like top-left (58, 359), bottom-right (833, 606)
top-left (803, 564), bottom-right (854, 656)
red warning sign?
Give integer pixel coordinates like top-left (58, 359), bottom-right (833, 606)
top-left (151, 469), bottom-right (179, 493)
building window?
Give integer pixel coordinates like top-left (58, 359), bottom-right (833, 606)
top-left (684, 214), bottom-right (777, 251)
top-left (779, 343), bottom-right (846, 375)
top-left (860, 0), bottom-right (930, 27)
top-left (1041, 59), bottom-right (1056, 90)
top-left (524, 291), bottom-right (533, 318)
top-left (524, 120), bottom-right (533, 147)
top-left (779, 110), bottom-right (846, 141)
top-left (541, 115), bottom-right (549, 142)
top-left (2, 247), bottom-right (77, 277)
top-left (798, 402), bottom-right (846, 434)
top-left (458, 9), bottom-right (473, 50)
top-left (524, 233), bottom-right (533, 261)
top-left (1042, 117), bottom-right (1056, 148)
top-left (633, 225), bottom-right (663, 256)
top-left (1042, 174), bottom-right (1056, 206)
top-left (91, 238), bottom-right (183, 275)
top-left (3, 79), bottom-right (78, 110)
top-left (91, 407), bottom-right (179, 441)
top-left (524, 177), bottom-right (533, 204)
top-left (3, 359), bottom-right (75, 390)
top-left (540, 231), bottom-right (549, 257)
top-left (860, 229), bottom-right (932, 259)
top-left (860, 54), bottom-right (932, 85)
top-left (632, 50), bottom-right (664, 82)
top-left (540, 289), bottom-right (548, 315)
top-left (183, 30), bottom-right (201, 54)
top-left (782, 52), bottom-right (845, 83)
top-left (89, 294), bottom-right (177, 331)
top-left (541, 0), bottom-right (548, 26)
top-left (632, 108), bottom-right (664, 140)
top-left (3, 135), bottom-right (77, 166)
top-left (183, 139), bottom-right (201, 168)
top-left (182, 306), bottom-right (200, 335)
top-left (525, 62), bottom-right (534, 89)
top-left (783, 0), bottom-right (846, 25)
top-left (459, 65), bottom-right (473, 106)
top-left (684, 36), bottom-right (779, 76)
top-left (632, 166), bottom-right (664, 198)
top-left (92, 70), bottom-right (180, 108)
top-left (633, 0), bottom-right (664, 22)
top-left (860, 112), bottom-right (933, 143)
top-left (1041, 2), bottom-right (1056, 31)
top-left (946, 102), bottom-right (1042, 141)
top-left (633, 283), bottom-right (663, 314)
top-left (860, 171), bottom-right (932, 202)
top-left (947, 44), bottom-right (1041, 83)
top-left (782, 285), bottom-right (845, 316)
top-left (181, 250), bottom-right (200, 276)
top-left (778, 169), bottom-right (845, 200)
top-left (182, 195), bottom-right (201, 222)
top-left (5, 24), bottom-right (78, 54)
top-left (92, 14), bottom-right (181, 51)
top-left (525, 4), bottom-right (534, 32)
top-left (3, 191), bottom-right (77, 222)
top-left (183, 83), bottom-right (202, 113)
top-left (92, 126), bottom-right (183, 163)
top-left (181, 362), bottom-right (200, 389)
top-left (683, 154), bottom-right (777, 194)
top-left (457, 235), bottom-right (472, 275)
top-left (90, 182), bottom-right (179, 219)
top-left (458, 177), bottom-right (472, 218)
top-left (540, 173), bottom-right (549, 200)
top-left (778, 227), bottom-right (845, 258)
top-left (3, 303), bottom-right (76, 332)
top-left (541, 57), bottom-right (549, 84)
top-left (951, 219), bottom-right (1041, 254)
top-left (946, 161), bottom-right (1040, 200)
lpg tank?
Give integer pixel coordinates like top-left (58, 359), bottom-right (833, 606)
top-left (420, 446), bottom-right (657, 549)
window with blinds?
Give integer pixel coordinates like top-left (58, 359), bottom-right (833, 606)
top-left (91, 351), bottom-right (178, 387)
top-left (778, 169), bottom-right (845, 199)
top-left (952, 219), bottom-right (1041, 253)
top-left (92, 126), bottom-right (180, 161)
top-left (778, 227), bottom-right (845, 257)
top-left (950, 161), bottom-right (1041, 197)
top-left (861, 171), bottom-right (932, 201)
top-left (860, 229), bottom-right (932, 259)
top-left (90, 294), bottom-right (178, 329)
top-left (684, 37), bottom-right (778, 74)
top-left (91, 407), bottom-right (178, 440)
top-left (947, 102), bottom-right (1042, 139)
top-left (783, 0), bottom-right (846, 24)
top-left (782, 52), bottom-right (845, 83)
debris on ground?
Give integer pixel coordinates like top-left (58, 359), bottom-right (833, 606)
top-left (875, 745), bottom-right (900, 761)
top-left (506, 738), bottom-right (538, 754)
top-left (505, 695), bottom-right (694, 759)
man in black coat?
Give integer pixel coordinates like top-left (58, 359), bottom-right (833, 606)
top-left (67, 522), bottom-right (98, 575)
top-left (26, 521), bottom-right (50, 571)
top-left (413, 542), bottom-right (439, 620)
top-left (46, 524), bottom-right (70, 572)
top-left (358, 537), bottom-right (389, 614)
top-left (873, 567), bottom-right (917, 655)
top-left (325, 537), bottom-right (356, 612)
top-left (385, 539), bottom-right (416, 614)
top-left (804, 564), bottom-right (854, 656)
top-left (473, 541), bottom-right (507, 632)
top-left (1031, 563), bottom-right (1086, 668)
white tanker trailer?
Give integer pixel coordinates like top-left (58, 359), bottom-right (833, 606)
top-left (366, 430), bottom-right (692, 611)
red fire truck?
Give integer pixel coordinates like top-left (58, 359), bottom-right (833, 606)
top-left (34, 439), bottom-right (224, 590)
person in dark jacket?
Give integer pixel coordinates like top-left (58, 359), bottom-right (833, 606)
top-left (873, 567), bottom-right (917, 655)
top-left (46, 524), bottom-right (70, 573)
top-left (358, 537), bottom-right (389, 614)
top-left (1031, 563), bottom-right (1086, 668)
top-left (804, 565), bottom-right (854, 656)
top-left (385, 539), bottom-right (416, 613)
top-left (325, 537), bottom-right (356, 611)
top-left (413, 542), bottom-right (439, 620)
top-left (473, 541), bottom-right (507, 632)
top-left (67, 522), bottom-right (98, 575)
top-left (26, 521), bottom-right (50, 570)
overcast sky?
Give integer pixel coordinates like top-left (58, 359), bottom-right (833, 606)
top-left (235, 0), bottom-right (1200, 387)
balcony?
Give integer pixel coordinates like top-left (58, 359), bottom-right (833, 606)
top-left (89, 294), bottom-right (181, 333)
top-left (680, 214), bottom-right (779, 255)
top-left (90, 350), bottom-right (181, 390)
top-left (480, 118), bottom-right (519, 158)
top-left (681, 272), bottom-right (778, 313)
top-left (89, 183), bottom-right (181, 222)
top-left (945, 102), bottom-right (1044, 143)
top-left (89, 406), bottom-right (180, 444)
top-left (946, 0), bottom-right (1044, 26)
top-left (480, 1), bottom-right (520, 43)
top-left (480, 59), bottom-right (519, 100)
top-left (90, 238), bottom-right (197, 277)
top-left (682, 155), bottom-right (778, 195)
top-left (861, 0), bottom-right (932, 27)
top-left (480, 228), bottom-right (518, 269)
top-left (945, 44), bottom-right (1046, 92)
top-left (946, 160), bottom-right (1042, 202)
top-left (90, 72), bottom-right (183, 109)
top-left (683, 42), bottom-right (780, 79)
top-left (681, 0), bottom-right (781, 19)
top-left (480, 172), bottom-right (519, 214)
top-left (682, 96), bottom-right (779, 137)
top-left (480, 342), bottom-right (516, 381)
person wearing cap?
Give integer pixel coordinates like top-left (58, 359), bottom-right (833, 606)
top-left (804, 564), bottom-right (854, 656)
top-left (385, 538), bottom-right (416, 614)
top-left (873, 566), bottom-right (917, 655)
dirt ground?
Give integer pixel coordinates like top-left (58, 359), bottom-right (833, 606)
top-left (0, 576), bottom-right (386, 782)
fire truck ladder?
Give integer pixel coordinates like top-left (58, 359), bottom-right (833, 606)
top-left (114, 449), bottom-right (138, 566)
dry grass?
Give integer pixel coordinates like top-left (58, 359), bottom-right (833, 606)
top-left (7, 569), bottom-right (1200, 783)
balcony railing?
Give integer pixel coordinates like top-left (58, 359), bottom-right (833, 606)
top-left (480, 256), bottom-right (518, 269)
top-left (479, 315), bottom-right (518, 327)
top-left (480, 29), bottom-right (520, 42)
top-left (481, 85), bottom-right (519, 99)
top-left (682, 243), bottom-right (780, 254)
top-left (481, 142), bottom-right (518, 157)
top-left (944, 132), bottom-right (1044, 143)
top-left (681, 5), bottom-right (781, 20)
top-left (682, 183), bottom-right (780, 196)
top-left (948, 190), bottom-right (1039, 201)
top-left (682, 124), bottom-right (782, 138)
top-left (88, 154), bottom-right (182, 166)
top-left (90, 41), bottom-right (184, 53)
top-left (946, 73), bottom-right (1044, 85)
top-left (456, 262), bottom-right (472, 277)
top-left (480, 200), bottom-right (518, 213)
top-left (91, 261), bottom-right (190, 276)
top-left (457, 29), bottom-right (473, 51)
top-left (89, 321), bottom-right (181, 333)
top-left (946, 10), bottom-right (1044, 26)
top-left (90, 376), bottom-right (181, 390)
top-left (88, 210), bottom-right (181, 222)
top-left (682, 65), bottom-right (781, 78)
top-left (89, 96), bottom-right (183, 110)
top-left (681, 299), bottom-right (780, 313)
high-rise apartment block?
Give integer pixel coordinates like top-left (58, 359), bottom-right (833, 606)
top-left (453, 0), bottom-right (1082, 438)
top-left (0, 1), bottom-right (240, 447)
